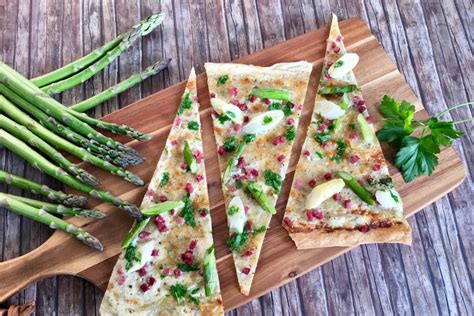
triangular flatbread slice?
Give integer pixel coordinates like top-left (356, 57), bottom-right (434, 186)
top-left (205, 62), bottom-right (313, 295)
top-left (101, 69), bottom-right (224, 315)
top-left (283, 15), bottom-right (412, 249)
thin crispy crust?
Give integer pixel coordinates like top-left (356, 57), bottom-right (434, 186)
top-left (200, 301), bottom-right (224, 316)
top-left (287, 223), bottom-right (412, 249)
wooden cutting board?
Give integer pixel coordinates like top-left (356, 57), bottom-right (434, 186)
top-left (0, 18), bottom-right (466, 310)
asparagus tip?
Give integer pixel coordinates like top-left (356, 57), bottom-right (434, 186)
top-left (81, 233), bottom-right (104, 252)
top-left (80, 209), bottom-right (107, 219)
top-left (63, 195), bottom-right (88, 208)
top-left (127, 173), bottom-right (145, 186)
top-left (122, 202), bottom-right (143, 219)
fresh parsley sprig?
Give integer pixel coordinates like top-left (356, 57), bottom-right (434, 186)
top-left (377, 95), bottom-right (471, 182)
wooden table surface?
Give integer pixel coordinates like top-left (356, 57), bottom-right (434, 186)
top-left (0, 1), bottom-right (472, 315)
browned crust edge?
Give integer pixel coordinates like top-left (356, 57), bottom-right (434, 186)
top-left (288, 224), bottom-right (412, 249)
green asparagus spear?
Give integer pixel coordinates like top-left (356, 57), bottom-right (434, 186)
top-left (31, 35), bottom-right (124, 88)
top-left (338, 171), bottom-right (376, 205)
top-left (0, 170), bottom-right (87, 207)
top-left (249, 88), bottom-right (292, 101)
top-left (223, 141), bottom-right (246, 182)
top-left (0, 130), bottom-right (142, 219)
top-left (120, 217), bottom-right (150, 249)
top-left (141, 201), bottom-right (185, 216)
top-left (40, 13), bottom-right (165, 94)
top-left (203, 245), bottom-right (218, 297)
top-left (0, 62), bottom-right (142, 158)
top-left (0, 96), bottom-right (144, 185)
top-left (0, 112), bottom-right (100, 186)
top-left (246, 181), bottom-right (277, 214)
top-left (183, 141), bottom-right (198, 174)
top-left (5, 194), bottom-right (106, 218)
top-left (0, 193), bottom-right (103, 251)
top-left (0, 85), bottom-right (142, 167)
top-left (70, 58), bottom-right (171, 112)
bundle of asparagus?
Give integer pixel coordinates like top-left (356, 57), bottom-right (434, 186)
top-left (0, 13), bottom-right (170, 251)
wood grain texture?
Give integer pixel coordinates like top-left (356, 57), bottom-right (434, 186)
top-left (0, 1), bottom-right (472, 315)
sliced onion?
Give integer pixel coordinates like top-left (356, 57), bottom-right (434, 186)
top-left (328, 53), bottom-right (359, 79)
top-left (211, 98), bottom-right (244, 124)
top-left (227, 195), bottom-right (246, 234)
top-left (241, 110), bottom-right (284, 136)
top-left (375, 189), bottom-right (400, 209)
top-left (305, 179), bottom-right (345, 209)
top-left (314, 100), bottom-right (345, 120)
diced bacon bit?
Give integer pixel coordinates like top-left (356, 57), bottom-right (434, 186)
top-left (306, 208), bottom-right (323, 221)
top-left (317, 124), bottom-right (326, 131)
top-left (367, 175), bottom-right (374, 183)
top-left (308, 179), bottom-right (317, 188)
top-left (194, 96), bottom-right (199, 102)
top-left (242, 267), bottom-right (251, 275)
top-left (162, 267), bottom-right (170, 275)
top-left (117, 267), bottom-right (124, 275)
top-left (147, 276), bottom-right (156, 286)
top-left (174, 268), bottom-right (182, 277)
top-left (217, 146), bottom-right (225, 155)
top-left (242, 248), bottom-right (254, 257)
top-left (331, 42), bottom-right (338, 50)
top-left (343, 199), bottom-right (352, 209)
top-left (171, 140), bottom-right (178, 146)
top-left (244, 116), bottom-right (250, 123)
top-left (195, 174), bottom-right (204, 182)
top-left (189, 239), bottom-right (197, 250)
top-left (246, 220), bottom-right (253, 232)
top-left (230, 98), bottom-right (239, 106)
top-left (358, 105), bottom-right (367, 113)
top-left (233, 123), bottom-right (242, 132)
top-left (333, 193), bottom-right (342, 201)
top-left (184, 183), bottom-right (194, 194)
top-left (350, 155), bottom-right (360, 164)
top-left (365, 116), bottom-right (374, 124)
top-left (325, 50), bottom-right (331, 56)
top-left (118, 276), bottom-right (126, 285)
top-left (146, 189), bottom-right (155, 197)
top-left (294, 179), bottom-right (303, 189)
top-left (287, 118), bottom-right (295, 125)
top-left (245, 169), bottom-right (259, 180)
top-left (336, 35), bottom-right (343, 42)
top-left (198, 208), bottom-right (208, 217)
top-left (159, 195), bottom-right (168, 202)
top-left (322, 142), bottom-right (331, 149)
top-left (324, 172), bottom-right (333, 180)
top-left (230, 186), bottom-right (238, 193)
top-left (357, 178), bottom-right (365, 185)
top-left (180, 162), bottom-right (188, 170)
top-left (151, 249), bottom-right (159, 257)
top-left (324, 73), bottom-right (332, 80)
top-left (358, 225), bottom-right (370, 233)
top-left (303, 150), bottom-right (310, 157)
top-left (193, 150), bottom-right (204, 163)
top-left (175, 117), bottom-right (182, 126)
top-left (249, 95), bottom-right (257, 103)
top-left (306, 210), bottom-right (315, 221)
top-left (349, 132), bottom-right (359, 141)
top-left (138, 231), bottom-right (151, 239)
top-left (140, 283), bottom-right (150, 292)
top-left (244, 205), bottom-right (250, 214)
top-left (334, 46), bottom-right (341, 53)
top-left (263, 98), bottom-right (271, 105)
top-left (239, 103), bottom-right (248, 111)
top-left (139, 267), bottom-right (147, 277)
top-left (298, 104), bottom-right (303, 110)
top-left (326, 61), bottom-right (333, 68)
top-left (372, 164), bottom-right (381, 171)
top-left (277, 154), bottom-right (285, 163)
top-left (210, 92), bottom-right (216, 98)
top-left (230, 87), bottom-right (238, 96)
top-left (353, 96), bottom-right (365, 106)
top-left (155, 215), bottom-right (168, 232)
top-left (283, 217), bottom-right (293, 227)
top-left (272, 135), bottom-right (285, 146)
top-left (170, 209), bottom-right (175, 216)
top-left (176, 216), bottom-right (185, 225)
top-left (323, 119), bottom-right (331, 126)
top-left (181, 250), bottom-right (194, 266)
top-left (237, 157), bottom-right (247, 168)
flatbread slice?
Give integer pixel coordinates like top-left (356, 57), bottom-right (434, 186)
top-left (100, 69), bottom-right (224, 315)
top-left (205, 62), bottom-right (313, 295)
top-left (283, 15), bottom-right (412, 249)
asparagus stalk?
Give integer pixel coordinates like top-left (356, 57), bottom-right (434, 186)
top-left (70, 58), bottom-right (171, 112)
top-left (31, 35), bottom-right (124, 88)
top-left (223, 141), bottom-right (246, 182)
top-left (0, 62), bottom-right (142, 159)
top-left (203, 245), bottom-right (218, 297)
top-left (246, 181), bottom-right (277, 214)
top-left (183, 141), bottom-right (198, 174)
top-left (40, 13), bottom-right (165, 95)
top-left (0, 96), bottom-right (144, 185)
top-left (249, 88), bottom-right (292, 101)
top-left (0, 130), bottom-right (142, 219)
top-left (0, 85), bottom-right (142, 167)
top-left (0, 170), bottom-right (87, 207)
top-left (5, 194), bottom-right (106, 218)
top-left (120, 217), bottom-right (150, 249)
top-left (0, 193), bottom-right (103, 251)
top-left (338, 171), bottom-right (376, 205)
top-left (0, 112), bottom-right (100, 186)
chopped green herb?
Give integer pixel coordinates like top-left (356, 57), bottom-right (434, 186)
top-left (170, 284), bottom-right (188, 303)
top-left (377, 177), bottom-right (394, 189)
top-left (315, 152), bottom-right (325, 159)
top-left (124, 244), bottom-right (141, 271)
top-left (349, 123), bottom-right (356, 130)
top-left (263, 115), bottom-right (273, 125)
top-left (333, 60), bottom-right (344, 68)
top-left (390, 190), bottom-right (400, 203)
top-left (159, 172), bottom-right (169, 187)
top-left (228, 205), bottom-right (239, 216)
top-left (284, 125), bottom-right (296, 142)
top-left (331, 140), bottom-right (346, 163)
top-left (235, 181), bottom-right (243, 189)
top-left (180, 194), bottom-right (196, 227)
top-left (264, 169), bottom-right (282, 194)
top-left (217, 74), bottom-right (229, 85)
top-left (314, 132), bottom-right (331, 144)
top-left (177, 93), bottom-right (192, 115)
top-left (243, 133), bottom-right (256, 143)
top-left (226, 110), bottom-right (236, 119)
top-left (188, 291), bottom-right (200, 305)
top-left (223, 136), bottom-right (238, 152)
top-left (269, 102), bottom-right (281, 111)
top-left (283, 102), bottom-right (293, 116)
top-left (226, 227), bottom-right (249, 252)
top-left (187, 121), bottom-right (200, 131)
top-left (252, 226), bottom-right (267, 237)
top-left (177, 263), bottom-right (200, 272)
top-left (218, 113), bottom-right (231, 124)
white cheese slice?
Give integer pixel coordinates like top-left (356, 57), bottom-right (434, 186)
top-left (328, 53), bottom-right (359, 79)
top-left (305, 179), bottom-right (345, 209)
top-left (227, 195), bottom-right (246, 234)
top-left (375, 189), bottom-right (401, 209)
top-left (211, 98), bottom-right (244, 124)
top-left (314, 100), bottom-right (345, 120)
top-left (242, 110), bottom-right (284, 136)
top-left (127, 240), bottom-right (155, 273)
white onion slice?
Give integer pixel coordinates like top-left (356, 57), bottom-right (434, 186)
top-left (375, 189), bottom-right (401, 209)
top-left (211, 98), bottom-right (244, 124)
top-left (305, 179), bottom-right (345, 209)
top-left (314, 100), bottom-right (345, 120)
top-left (227, 195), bottom-right (246, 234)
top-left (242, 110), bottom-right (284, 136)
top-left (328, 53), bottom-right (359, 79)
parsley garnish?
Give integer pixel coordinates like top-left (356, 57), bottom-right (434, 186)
top-left (218, 113), bottom-right (231, 124)
top-left (284, 125), bottom-right (295, 142)
top-left (226, 228), bottom-right (249, 252)
top-left (315, 152), bottom-right (325, 159)
top-left (331, 140), bottom-right (346, 163)
top-left (314, 132), bottom-right (331, 144)
top-left (159, 172), bottom-right (169, 187)
top-left (188, 288), bottom-right (200, 305)
top-left (252, 226), bottom-right (267, 237)
top-left (269, 102), bottom-right (281, 110)
top-left (377, 95), bottom-right (465, 182)
top-left (124, 245), bottom-right (141, 271)
top-left (333, 60), bottom-right (344, 68)
top-left (390, 190), bottom-right (400, 203)
top-left (228, 205), bottom-right (239, 216)
top-left (177, 93), bottom-right (192, 115)
top-left (187, 121), bottom-right (200, 130)
top-left (170, 284), bottom-right (188, 303)
top-left (283, 102), bottom-right (293, 116)
top-left (263, 115), bottom-right (273, 125)
top-left (223, 136), bottom-right (238, 152)
top-left (217, 74), bottom-right (229, 85)
top-left (264, 169), bottom-right (282, 194)
top-left (243, 133), bottom-right (256, 143)
top-left (177, 263), bottom-right (200, 272)
top-left (180, 194), bottom-right (196, 227)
